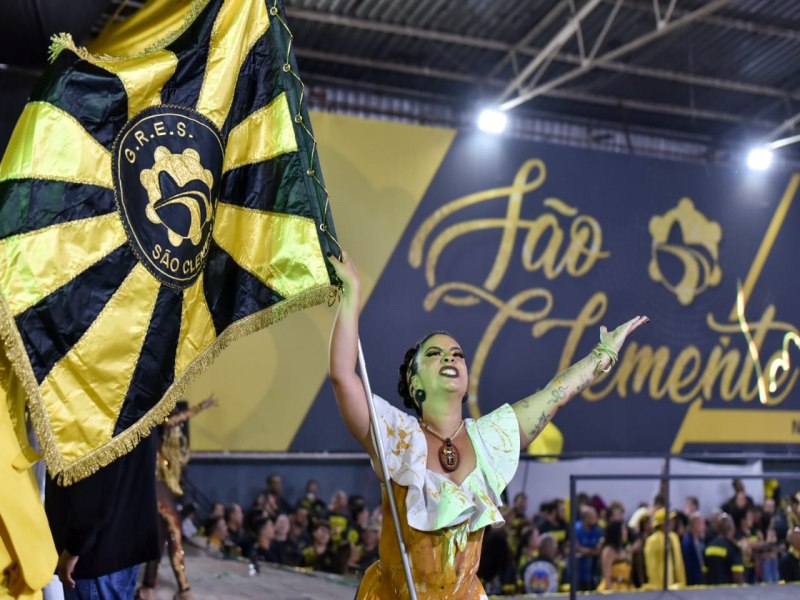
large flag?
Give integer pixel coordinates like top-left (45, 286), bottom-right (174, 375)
top-left (0, 0), bottom-right (338, 484)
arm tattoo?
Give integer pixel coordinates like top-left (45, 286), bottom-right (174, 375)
top-left (528, 411), bottom-right (550, 439)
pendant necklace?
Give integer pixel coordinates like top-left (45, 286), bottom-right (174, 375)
top-left (420, 419), bottom-right (465, 472)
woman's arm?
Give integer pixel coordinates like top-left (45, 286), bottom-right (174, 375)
top-left (166, 395), bottom-right (218, 427)
top-left (601, 546), bottom-right (614, 589)
top-left (327, 251), bottom-right (375, 456)
top-left (512, 317), bottom-right (648, 448)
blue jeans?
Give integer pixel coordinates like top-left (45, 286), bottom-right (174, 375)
top-left (761, 557), bottom-right (780, 583)
top-left (63, 565), bottom-right (139, 600)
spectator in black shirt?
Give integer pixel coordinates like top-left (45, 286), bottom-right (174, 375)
top-left (478, 518), bottom-right (517, 595)
top-left (264, 474), bottom-right (292, 515)
top-left (780, 539), bottom-right (800, 582)
top-left (704, 514), bottom-right (744, 585)
top-left (297, 479), bottom-right (327, 528)
top-left (252, 517), bottom-right (278, 563)
top-left (539, 499), bottom-right (569, 552)
top-left (46, 432), bottom-right (159, 598)
top-left (301, 521), bottom-right (338, 573)
top-left (357, 520), bottom-right (380, 574)
top-left (289, 505), bottom-right (312, 549)
top-left (721, 479), bottom-right (754, 517)
top-left (225, 503), bottom-right (249, 556)
top-left (271, 514), bottom-right (301, 566)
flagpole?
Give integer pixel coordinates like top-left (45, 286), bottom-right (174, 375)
top-left (357, 339), bottom-right (418, 600)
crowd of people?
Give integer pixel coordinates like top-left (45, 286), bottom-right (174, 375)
top-left (176, 474), bottom-right (800, 595)
top-left (479, 478), bottom-right (800, 594)
top-left (180, 475), bottom-right (381, 579)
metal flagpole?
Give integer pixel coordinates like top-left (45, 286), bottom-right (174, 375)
top-left (357, 339), bottom-right (418, 600)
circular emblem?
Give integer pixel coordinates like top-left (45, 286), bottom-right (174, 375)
top-left (113, 106), bottom-right (224, 288)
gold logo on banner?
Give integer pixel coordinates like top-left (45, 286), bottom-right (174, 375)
top-left (409, 159), bottom-right (800, 452)
top-left (648, 197), bottom-right (722, 305)
top-left (140, 146), bottom-right (215, 248)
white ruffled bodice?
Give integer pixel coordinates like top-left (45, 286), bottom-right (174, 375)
top-left (372, 394), bottom-right (520, 541)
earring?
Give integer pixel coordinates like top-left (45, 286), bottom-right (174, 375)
top-left (414, 389), bottom-right (426, 403)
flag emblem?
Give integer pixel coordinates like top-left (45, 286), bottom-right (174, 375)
top-left (114, 106), bottom-right (223, 288)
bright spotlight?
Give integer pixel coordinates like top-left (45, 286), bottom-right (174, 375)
top-left (747, 147), bottom-right (773, 171)
top-left (477, 108), bottom-right (507, 134)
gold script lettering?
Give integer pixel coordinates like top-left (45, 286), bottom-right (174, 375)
top-left (408, 157), bottom-right (799, 418)
top-left (409, 159), bottom-right (609, 304)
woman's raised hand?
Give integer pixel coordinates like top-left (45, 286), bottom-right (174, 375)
top-left (600, 316), bottom-right (650, 355)
top-left (328, 249), bottom-right (360, 297)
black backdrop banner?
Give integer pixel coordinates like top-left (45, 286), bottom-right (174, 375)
top-left (294, 130), bottom-right (800, 454)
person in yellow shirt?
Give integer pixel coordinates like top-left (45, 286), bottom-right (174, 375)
top-left (643, 508), bottom-right (686, 590)
top-left (1, 364), bottom-right (58, 599)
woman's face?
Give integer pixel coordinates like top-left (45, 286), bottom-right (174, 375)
top-left (275, 514), bottom-right (290, 536)
top-left (412, 334), bottom-right (468, 401)
top-left (259, 519), bottom-right (275, 543)
top-left (313, 525), bottom-right (331, 545)
top-left (526, 528), bottom-right (540, 550)
top-left (355, 507), bottom-right (369, 528)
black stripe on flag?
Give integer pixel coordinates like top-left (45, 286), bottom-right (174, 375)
top-left (16, 244), bottom-right (138, 384)
top-left (113, 284), bottom-right (183, 435)
top-left (203, 241), bottom-right (283, 335)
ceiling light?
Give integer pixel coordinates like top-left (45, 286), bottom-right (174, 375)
top-left (746, 147), bottom-right (773, 171)
top-left (477, 108), bottom-right (507, 134)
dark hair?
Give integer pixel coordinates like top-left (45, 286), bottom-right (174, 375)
top-left (205, 515), bottom-right (225, 536)
top-left (224, 503), bottom-right (240, 522)
top-left (397, 330), bottom-right (463, 416)
top-left (604, 520), bottom-right (625, 550)
top-left (180, 502), bottom-right (196, 520)
top-left (519, 526), bottom-right (538, 549)
top-left (253, 516), bottom-right (275, 536)
top-left (539, 501), bottom-right (555, 514)
top-left (312, 519), bottom-right (331, 532)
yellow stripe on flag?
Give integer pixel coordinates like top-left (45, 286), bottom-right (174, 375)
top-left (212, 202), bottom-right (328, 298)
top-left (196, 0), bottom-right (270, 130)
top-left (0, 102), bottom-right (112, 188)
top-left (0, 214), bottom-right (127, 316)
top-left (94, 51), bottom-right (179, 119)
top-left (41, 264), bottom-right (161, 462)
top-left (175, 273), bottom-right (217, 376)
top-left (223, 92), bottom-right (297, 173)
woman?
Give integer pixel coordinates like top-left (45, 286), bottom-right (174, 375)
top-left (597, 520), bottom-right (633, 591)
top-left (271, 514), bottom-right (302, 566)
top-left (516, 526), bottom-right (541, 579)
top-left (252, 517), bottom-right (278, 563)
top-left (137, 397), bottom-right (217, 600)
top-left (328, 250), bottom-right (647, 599)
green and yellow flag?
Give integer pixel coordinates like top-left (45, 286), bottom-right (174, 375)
top-left (0, 0), bottom-right (338, 484)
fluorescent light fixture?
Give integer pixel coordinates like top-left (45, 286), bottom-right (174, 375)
top-left (477, 108), bottom-right (508, 134)
top-left (746, 147), bottom-right (773, 171)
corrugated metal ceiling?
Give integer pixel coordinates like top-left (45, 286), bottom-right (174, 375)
top-left (90, 0), bottom-right (800, 157)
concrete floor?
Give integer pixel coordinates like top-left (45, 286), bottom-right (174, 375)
top-left (144, 555), bottom-right (800, 600)
top-left (149, 556), bottom-right (357, 599)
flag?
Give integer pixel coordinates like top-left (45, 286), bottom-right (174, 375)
top-left (0, 0), bottom-right (338, 484)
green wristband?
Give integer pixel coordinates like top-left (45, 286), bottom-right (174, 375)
top-left (592, 342), bottom-right (618, 373)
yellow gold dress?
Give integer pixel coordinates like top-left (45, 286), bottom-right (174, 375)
top-left (597, 558), bottom-right (633, 591)
top-left (357, 395), bottom-right (520, 600)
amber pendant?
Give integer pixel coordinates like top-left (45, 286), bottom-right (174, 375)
top-left (438, 439), bottom-right (460, 472)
